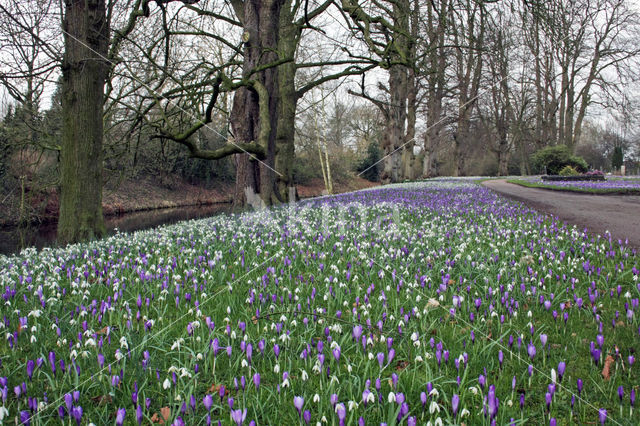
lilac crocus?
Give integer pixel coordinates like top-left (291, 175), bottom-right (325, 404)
top-left (231, 408), bottom-right (247, 426)
top-left (577, 378), bottom-right (583, 396)
top-left (203, 394), bottom-right (213, 411)
top-left (116, 408), bottom-right (126, 426)
top-left (336, 403), bottom-right (346, 426)
top-left (253, 373), bottom-right (260, 390)
top-left (333, 347), bottom-right (341, 362)
top-left (527, 343), bottom-right (536, 360)
top-left (377, 352), bottom-right (385, 368)
top-left (293, 396), bottom-right (304, 415)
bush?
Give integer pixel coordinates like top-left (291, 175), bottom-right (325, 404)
top-left (531, 145), bottom-right (588, 175)
top-left (558, 165), bottom-right (580, 176)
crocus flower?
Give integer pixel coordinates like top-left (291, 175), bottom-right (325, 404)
top-left (333, 347), bottom-right (341, 362)
top-left (116, 408), bottom-right (126, 426)
top-left (203, 394), bottom-right (213, 411)
top-left (26, 360), bottom-right (34, 380)
top-left (557, 362), bottom-right (566, 381)
top-left (253, 373), bottom-right (260, 390)
top-left (527, 343), bottom-right (536, 360)
top-left (452, 394), bottom-right (460, 417)
top-left (336, 403), bottom-right (346, 426)
top-left (71, 406), bottom-right (83, 426)
top-left (136, 405), bottom-right (143, 425)
top-left (294, 396), bottom-right (304, 415)
top-left (599, 408), bottom-right (607, 424)
top-left (577, 379), bottom-right (583, 396)
top-left (230, 408), bottom-right (247, 426)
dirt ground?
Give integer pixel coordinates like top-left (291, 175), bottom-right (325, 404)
top-left (482, 179), bottom-right (640, 249)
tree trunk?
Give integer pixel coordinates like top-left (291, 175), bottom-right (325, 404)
top-left (230, 0), bottom-right (283, 209)
top-left (58, 0), bottom-right (108, 244)
top-left (274, 3), bottom-right (299, 202)
top-left (381, 63), bottom-right (407, 184)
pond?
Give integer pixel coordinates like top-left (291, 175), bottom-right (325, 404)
top-left (0, 203), bottom-right (231, 256)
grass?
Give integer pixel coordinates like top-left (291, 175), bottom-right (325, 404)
top-left (0, 180), bottom-right (638, 425)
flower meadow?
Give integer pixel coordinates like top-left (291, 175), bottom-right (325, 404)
top-left (514, 176), bottom-right (640, 193)
top-left (0, 180), bottom-right (639, 425)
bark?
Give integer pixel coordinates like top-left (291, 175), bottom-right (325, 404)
top-left (422, 0), bottom-right (448, 178)
top-left (273, 1), bottom-right (299, 202)
top-left (230, 0), bottom-right (283, 210)
top-left (58, 0), bottom-right (109, 244)
top-left (381, 63), bottom-right (408, 184)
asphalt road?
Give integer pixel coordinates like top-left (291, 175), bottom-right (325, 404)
top-left (482, 179), bottom-right (640, 249)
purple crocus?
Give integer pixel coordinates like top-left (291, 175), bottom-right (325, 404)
top-left (71, 406), bottom-right (83, 426)
top-left (49, 352), bottom-right (56, 376)
top-left (136, 405), bottom-right (143, 425)
top-left (557, 362), bottom-right (566, 382)
top-left (274, 344), bottom-right (280, 359)
top-left (599, 408), bottom-right (607, 424)
top-left (253, 373), bottom-right (260, 390)
top-left (116, 408), bottom-right (126, 426)
top-left (452, 394), bottom-right (460, 418)
top-left (26, 360), bottom-right (35, 380)
top-left (577, 378), bottom-right (583, 396)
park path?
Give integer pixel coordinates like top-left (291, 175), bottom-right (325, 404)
top-left (482, 179), bottom-right (640, 249)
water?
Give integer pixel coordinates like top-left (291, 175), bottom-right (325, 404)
top-left (0, 203), bottom-right (231, 256)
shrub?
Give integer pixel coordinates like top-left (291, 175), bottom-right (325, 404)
top-left (531, 145), bottom-right (588, 175)
top-left (558, 165), bottom-right (580, 176)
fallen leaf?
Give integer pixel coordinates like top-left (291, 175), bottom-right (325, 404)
top-left (160, 407), bottom-right (170, 422)
top-left (90, 395), bottom-right (113, 405)
top-left (395, 360), bottom-right (409, 371)
top-left (96, 326), bottom-right (109, 335)
top-left (602, 355), bottom-right (615, 380)
top-left (251, 316), bottom-right (258, 325)
top-left (209, 383), bottom-right (228, 395)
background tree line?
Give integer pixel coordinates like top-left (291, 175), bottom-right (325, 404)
top-left (1, 0), bottom-right (639, 243)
